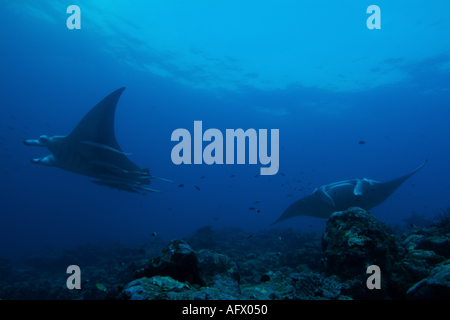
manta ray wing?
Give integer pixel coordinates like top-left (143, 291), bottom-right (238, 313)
top-left (66, 87), bottom-right (125, 151)
top-left (64, 87), bottom-right (145, 175)
top-left (359, 159), bottom-right (428, 209)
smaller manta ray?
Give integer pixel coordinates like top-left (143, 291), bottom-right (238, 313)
top-left (24, 87), bottom-right (171, 194)
top-left (272, 160), bottom-right (428, 224)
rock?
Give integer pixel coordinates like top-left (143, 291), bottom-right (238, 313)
top-left (186, 225), bottom-right (216, 250)
top-left (133, 239), bottom-right (241, 296)
top-left (390, 230), bottom-right (447, 299)
top-left (322, 207), bottom-right (399, 279)
top-left (118, 276), bottom-right (193, 300)
top-left (241, 272), bottom-right (294, 300)
top-left (287, 272), bottom-right (351, 300)
top-left (196, 249), bottom-right (240, 293)
top-left (135, 240), bottom-right (200, 284)
top-left (322, 207), bottom-right (399, 299)
top-left (120, 272), bottom-right (241, 300)
top-left (415, 236), bottom-right (450, 259)
top-left (190, 287), bottom-right (240, 300)
top-left (240, 259), bottom-right (265, 280)
top-left (283, 245), bottom-right (322, 271)
top-left (407, 260), bottom-right (450, 299)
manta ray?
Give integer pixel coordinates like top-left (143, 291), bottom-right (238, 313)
top-left (24, 87), bottom-right (171, 194)
top-left (272, 160), bottom-right (428, 224)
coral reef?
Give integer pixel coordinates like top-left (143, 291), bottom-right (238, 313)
top-left (322, 207), bottom-right (399, 299)
top-left (406, 260), bottom-right (450, 299)
top-left (1, 206), bottom-right (449, 300)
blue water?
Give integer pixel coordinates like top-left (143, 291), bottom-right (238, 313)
top-left (0, 1), bottom-right (449, 260)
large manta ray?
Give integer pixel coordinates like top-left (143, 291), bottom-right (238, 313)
top-left (272, 160), bottom-right (428, 224)
top-left (24, 87), bottom-right (171, 194)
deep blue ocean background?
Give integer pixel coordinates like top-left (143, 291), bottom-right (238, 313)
top-left (0, 1), bottom-right (449, 260)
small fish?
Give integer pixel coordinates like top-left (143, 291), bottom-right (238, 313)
top-left (410, 224), bottom-right (416, 228)
top-left (179, 184), bottom-right (184, 187)
top-left (287, 194), bottom-right (293, 197)
top-left (96, 283), bottom-right (107, 292)
top-left (260, 274), bottom-right (270, 282)
top-left (249, 207), bottom-right (256, 210)
top-left (254, 174), bottom-right (259, 178)
top-left (247, 235), bottom-right (253, 239)
top-left (230, 175), bottom-right (235, 177)
top-left (252, 201), bottom-right (259, 204)
top-left (280, 173), bottom-right (285, 176)
top-left (201, 176), bottom-right (205, 179)
top-left (151, 232), bottom-right (157, 236)
top-left (358, 140), bottom-right (366, 145)
top-left (195, 186), bottom-right (200, 191)
top-left (257, 210), bottom-right (260, 213)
